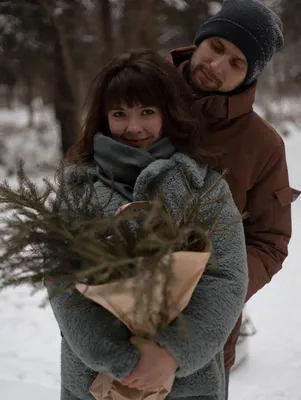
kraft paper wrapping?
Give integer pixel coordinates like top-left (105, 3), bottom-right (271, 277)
top-left (89, 372), bottom-right (174, 400)
top-left (76, 202), bottom-right (211, 400)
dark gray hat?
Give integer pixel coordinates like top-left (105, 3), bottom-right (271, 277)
top-left (194, 0), bottom-right (284, 84)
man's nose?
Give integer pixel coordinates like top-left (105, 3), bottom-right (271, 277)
top-left (210, 56), bottom-right (226, 75)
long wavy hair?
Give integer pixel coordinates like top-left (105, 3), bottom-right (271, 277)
top-left (66, 49), bottom-right (203, 163)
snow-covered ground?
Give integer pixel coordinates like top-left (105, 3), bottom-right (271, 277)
top-left (0, 287), bottom-right (61, 399)
top-left (0, 107), bottom-right (300, 399)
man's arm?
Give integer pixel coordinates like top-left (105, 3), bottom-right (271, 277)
top-left (244, 139), bottom-right (299, 301)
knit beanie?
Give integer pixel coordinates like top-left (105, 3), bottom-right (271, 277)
top-left (194, 0), bottom-right (284, 84)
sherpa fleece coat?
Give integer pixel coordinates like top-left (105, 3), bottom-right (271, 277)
top-left (47, 152), bottom-right (248, 400)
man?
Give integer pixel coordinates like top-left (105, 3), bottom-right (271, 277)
top-left (167, 0), bottom-right (300, 397)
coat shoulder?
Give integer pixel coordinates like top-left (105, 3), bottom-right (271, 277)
top-left (62, 161), bottom-right (97, 188)
top-left (246, 111), bottom-right (284, 151)
top-left (202, 168), bottom-right (234, 202)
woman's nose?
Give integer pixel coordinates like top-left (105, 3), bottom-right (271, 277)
top-left (126, 116), bottom-right (142, 133)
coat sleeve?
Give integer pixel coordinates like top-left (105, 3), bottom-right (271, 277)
top-left (156, 178), bottom-right (248, 378)
top-left (244, 139), bottom-right (299, 301)
top-left (46, 279), bottom-right (140, 380)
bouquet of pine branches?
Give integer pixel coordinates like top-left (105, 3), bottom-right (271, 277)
top-left (0, 161), bottom-right (231, 400)
top-left (0, 162), bottom-right (216, 290)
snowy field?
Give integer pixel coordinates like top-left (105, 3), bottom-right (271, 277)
top-left (0, 108), bottom-right (300, 399)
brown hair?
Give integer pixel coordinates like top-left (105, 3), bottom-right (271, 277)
top-left (66, 49), bottom-right (202, 163)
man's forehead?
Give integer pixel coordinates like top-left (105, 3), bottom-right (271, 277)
top-left (211, 37), bottom-right (247, 62)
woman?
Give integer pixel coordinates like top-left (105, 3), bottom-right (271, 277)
top-left (47, 49), bottom-right (248, 400)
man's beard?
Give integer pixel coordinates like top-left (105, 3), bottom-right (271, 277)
top-left (190, 62), bottom-right (223, 92)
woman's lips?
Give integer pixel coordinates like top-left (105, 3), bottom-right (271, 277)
top-left (124, 137), bottom-right (150, 143)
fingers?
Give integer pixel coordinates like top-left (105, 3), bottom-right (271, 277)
top-left (130, 336), bottom-right (151, 348)
top-left (121, 373), bottom-right (137, 386)
top-left (122, 372), bottom-right (156, 387)
top-left (126, 379), bottom-right (159, 391)
top-left (126, 379), bottom-right (140, 388)
top-left (121, 366), bottom-right (144, 386)
top-left (122, 371), bottom-right (160, 390)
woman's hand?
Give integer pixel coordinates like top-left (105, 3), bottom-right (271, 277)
top-left (121, 337), bottom-right (178, 391)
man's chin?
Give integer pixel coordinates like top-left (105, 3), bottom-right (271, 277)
top-left (192, 77), bottom-right (219, 92)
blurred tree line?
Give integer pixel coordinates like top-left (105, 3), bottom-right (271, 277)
top-left (0, 0), bottom-right (300, 155)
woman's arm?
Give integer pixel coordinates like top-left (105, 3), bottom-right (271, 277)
top-left (156, 176), bottom-right (248, 378)
top-left (47, 170), bottom-right (140, 380)
top-left (46, 279), bottom-right (140, 380)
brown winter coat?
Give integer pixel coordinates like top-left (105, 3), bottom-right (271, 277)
top-left (168, 45), bottom-right (300, 371)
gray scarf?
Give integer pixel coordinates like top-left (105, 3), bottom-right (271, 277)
top-left (93, 134), bottom-right (176, 201)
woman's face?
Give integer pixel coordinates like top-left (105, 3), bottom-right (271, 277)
top-left (107, 104), bottom-right (163, 149)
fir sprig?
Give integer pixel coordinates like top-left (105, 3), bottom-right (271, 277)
top-left (0, 160), bottom-right (244, 332)
top-left (0, 161), bottom-right (240, 304)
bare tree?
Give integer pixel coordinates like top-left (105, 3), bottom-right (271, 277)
top-left (36, 0), bottom-right (84, 154)
top-left (99, 0), bottom-right (114, 62)
top-left (122, 0), bottom-right (159, 49)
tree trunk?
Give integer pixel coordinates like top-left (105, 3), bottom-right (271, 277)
top-left (37, 0), bottom-right (79, 110)
top-left (53, 38), bottom-right (78, 156)
top-left (25, 75), bottom-right (34, 128)
top-left (122, 0), bottom-right (158, 49)
top-left (98, 0), bottom-right (114, 63)
top-left (180, 0), bottom-right (209, 43)
top-left (37, 0), bottom-right (80, 156)
top-left (6, 85), bottom-right (14, 109)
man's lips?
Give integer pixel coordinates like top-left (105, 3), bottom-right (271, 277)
top-left (198, 68), bottom-right (218, 84)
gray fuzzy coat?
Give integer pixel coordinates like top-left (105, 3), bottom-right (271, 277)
top-left (47, 153), bottom-right (248, 400)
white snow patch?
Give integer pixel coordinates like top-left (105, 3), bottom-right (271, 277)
top-left (1, 380), bottom-right (59, 400)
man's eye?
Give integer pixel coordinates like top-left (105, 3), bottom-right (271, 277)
top-left (142, 109), bottom-right (155, 116)
top-left (232, 59), bottom-right (245, 69)
top-left (212, 42), bottom-right (223, 53)
top-left (112, 111), bottom-right (125, 118)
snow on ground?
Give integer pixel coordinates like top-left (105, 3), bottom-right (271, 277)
top-left (0, 286), bottom-right (60, 396)
top-left (0, 108), bottom-right (300, 399)
top-left (2, 380), bottom-right (59, 400)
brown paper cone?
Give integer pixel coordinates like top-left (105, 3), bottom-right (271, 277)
top-left (76, 251), bottom-right (209, 331)
top-left (90, 373), bottom-right (174, 400)
top-left (75, 202), bottom-right (211, 400)
top-left (76, 250), bottom-right (209, 400)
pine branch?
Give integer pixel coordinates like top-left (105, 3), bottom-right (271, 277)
top-left (0, 160), bottom-right (241, 330)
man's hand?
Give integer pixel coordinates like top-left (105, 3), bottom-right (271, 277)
top-left (121, 337), bottom-right (178, 391)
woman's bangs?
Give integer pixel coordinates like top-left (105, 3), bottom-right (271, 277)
top-left (104, 69), bottom-right (164, 111)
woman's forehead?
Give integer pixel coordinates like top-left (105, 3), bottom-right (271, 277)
top-left (104, 70), bottom-right (164, 110)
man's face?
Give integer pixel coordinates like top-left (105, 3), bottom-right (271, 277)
top-left (191, 37), bottom-right (248, 92)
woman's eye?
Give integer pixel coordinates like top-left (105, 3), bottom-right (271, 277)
top-left (142, 109), bottom-right (155, 116)
top-left (112, 111), bottom-right (125, 118)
